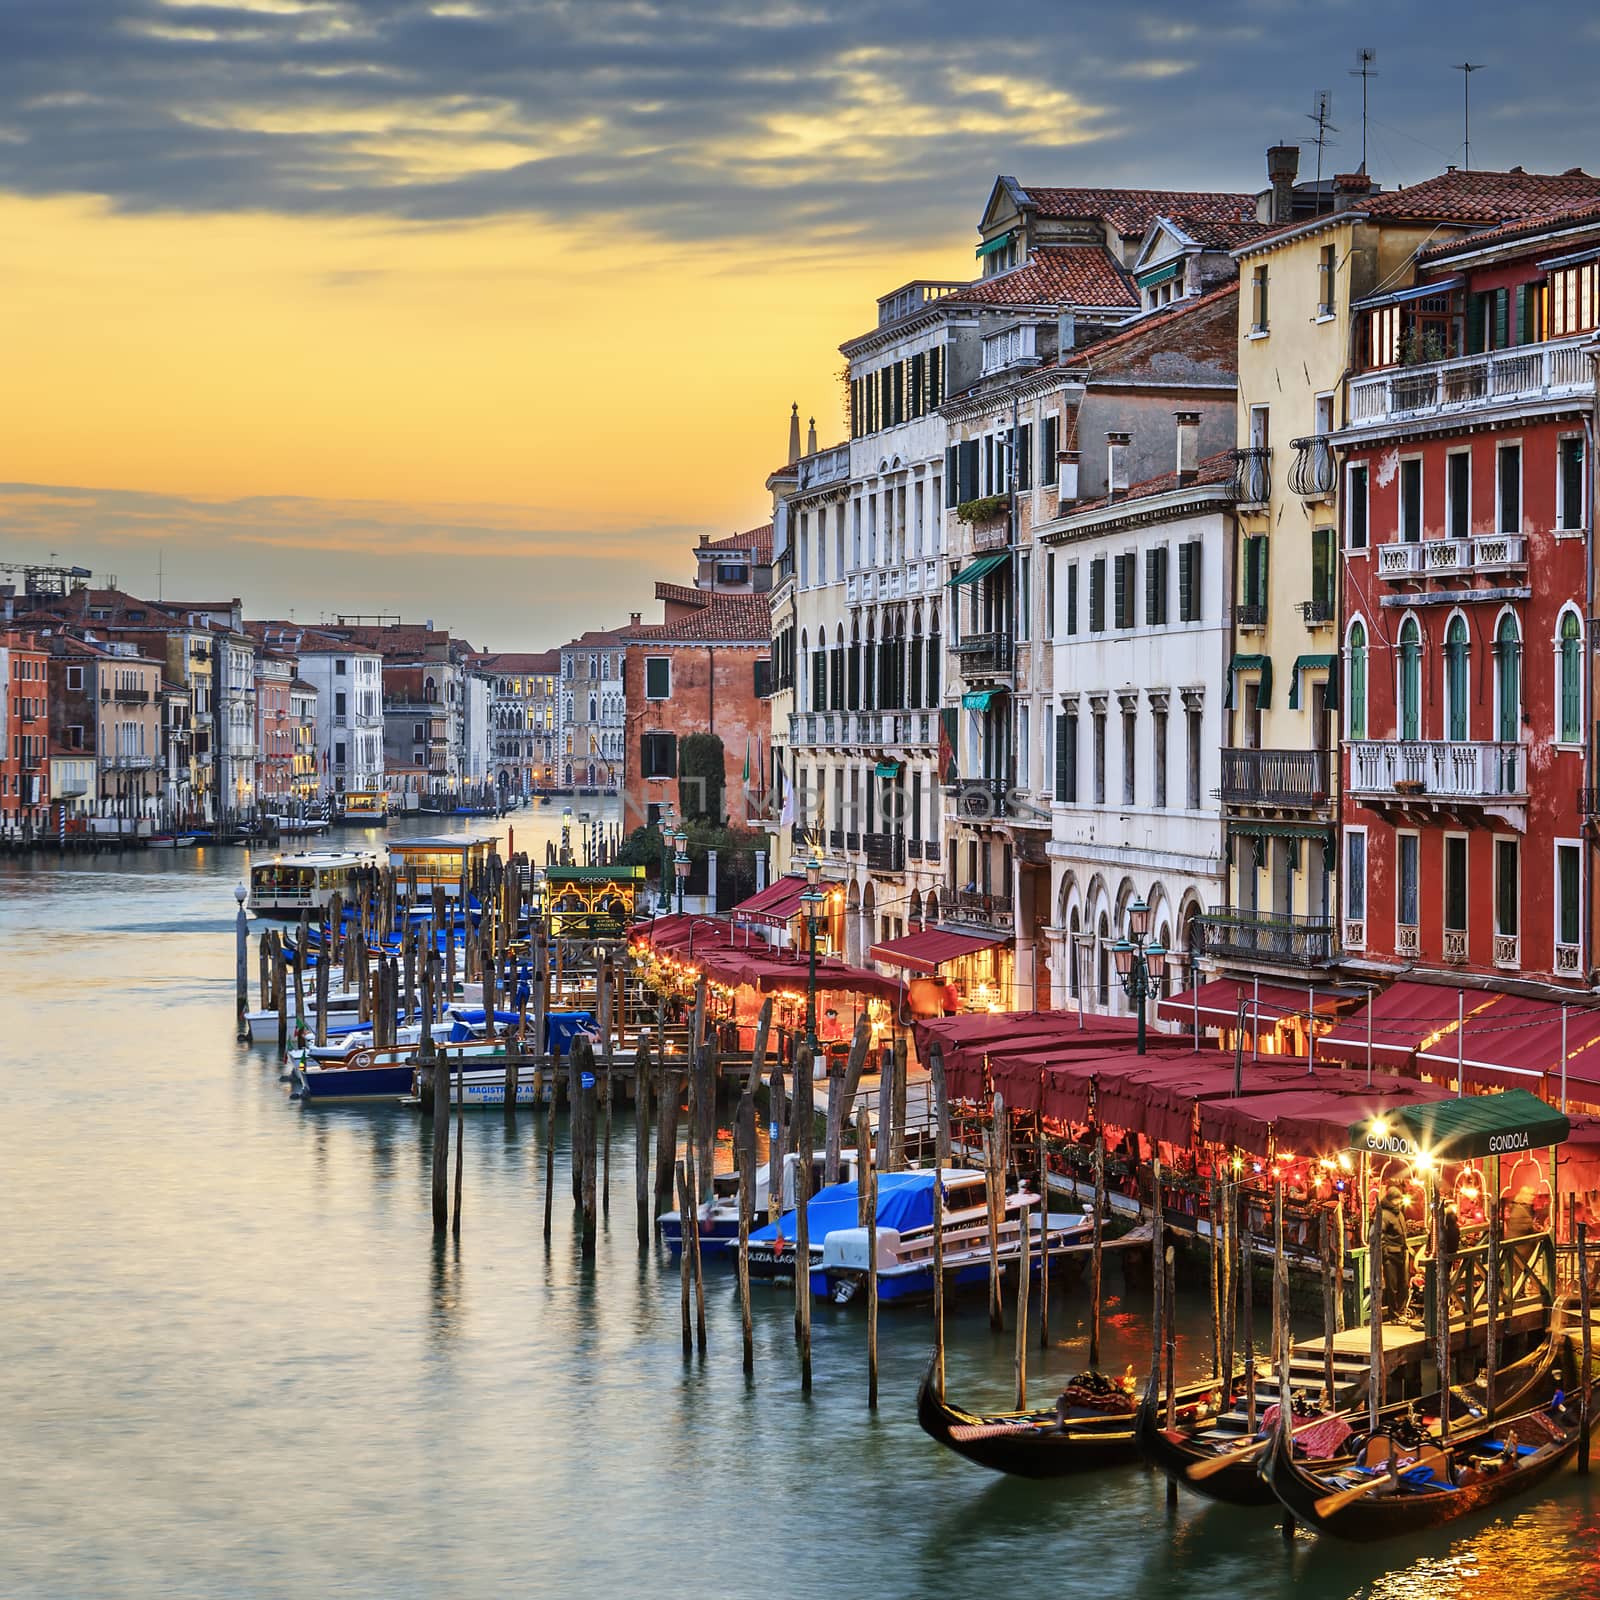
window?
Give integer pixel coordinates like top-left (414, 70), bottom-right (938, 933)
top-left (1017, 552), bottom-right (1031, 642)
top-left (1444, 836), bottom-right (1468, 933)
top-left (1445, 615), bottom-right (1469, 741)
top-left (335, 658), bottom-right (347, 675)
top-left (1177, 540), bottom-right (1202, 621)
top-left (1250, 264), bottom-right (1269, 333)
top-left (1559, 435), bottom-right (1587, 531)
top-left (1066, 563), bottom-right (1079, 635)
top-left (334, 691), bottom-right (346, 717)
top-left (640, 732), bottom-right (677, 779)
top-left (1346, 829), bottom-right (1367, 923)
top-left (1153, 709), bottom-right (1167, 810)
top-left (1122, 708), bottom-right (1136, 805)
top-left (1446, 451), bottom-right (1471, 541)
top-left (1397, 832), bottom-right (1419, 929)
top-left (1495, 613), bottom-right (1522, 741)
top-left (753, 658), bottom-right (772, 699)
top-left (1400, 458), bottom-right (1422, 543)
top-left (1186, 708), bottom-right (1202, 809)
top-left (1045, 553), bottom-right (1056, 637)
top-left (1347, 463), bottom-right (1369, 551)
top-left (1016, 423), bottom-right (1033, 492)
top-left (66, 666), bottom-right (83, 690)
top-left (1088, 558), bottom-right (1105, 632)
top-left (335, 740), bottom-right (346, 766)
top-left (1017, 703), bottom-right (1030, 790)
top-left (1055, 712), bottom-right (1078, 802)
top-left (1241, 536), bottom-right (1268, 619)
top-left (1551, 260), bottom-right (1600, 337)
top-left (1311, 528), bottom-right (1335, 616)
top-left (1145, 545), bottom-right (1169, 627)
top-left (1317, 244), bottom-right (1336, 317)
top-left (1398, 615), bottom-right (1422, 740)
top-left (644, 657), bottom-right (671, 701)
top-left (1242, 681), bottom-right (1262, 750)
top-left (1560, 610), bottom-right (1583, 743)
top-left (1092, 711), bottom-right (1106, 804)
top-left (1497, 443), bottom-right (1521, 533)
top-left (1042, 413), bottom-right (1059, 487)
top-left (1349, 618), bottom-right (1370, 739)
top-left (1495, 838), bottom-right (1519, 939)
top-left (1559, 842), bottom-right (1583, 950)
top-left (1113, 552), bottom-right (1136, 629)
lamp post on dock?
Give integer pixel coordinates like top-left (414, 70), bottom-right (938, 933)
top-left (1111, 898), bottom-right (1166, 1056)
top-left (234, 880), bottom-right (249, 1038)
top-left (800, 849), bottom-right (826, 1055)
top-left (672, 828), bottom-right (689, 916)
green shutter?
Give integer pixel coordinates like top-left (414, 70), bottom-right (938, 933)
top-left (1466, 294), bottom-right (1487, 355)
top-left (1089, 559), bottom-right (1105, 631)
top-left (1492, 287), bottom-right (1509, 350)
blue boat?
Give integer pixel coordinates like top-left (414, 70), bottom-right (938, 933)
top-left (745, 1171), bottom-right (947, 1282)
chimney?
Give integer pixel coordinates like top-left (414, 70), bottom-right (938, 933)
top-left (1333, 171), bottom-right (1373, 212)
top-left (629, 611), bottom-right (641, 627)
top-left (1057, 311), bottom-right (1077, 354)
top-left (1266, 144), bottom-right (1299, 224)
top-left (1058, 449), bottom-right (1081, 502)
top-left (787, 402), bottom-right (801, 464)
top-left (806, 415), bottom-right (817, 456)
top-left (1106, 432), bottom-right (1131, 499)
top-left (1174, 412), bottom-right (1200, 484)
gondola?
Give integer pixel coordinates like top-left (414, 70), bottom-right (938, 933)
top-left (1265, 1334), bottom-right (1590, 1541)
top-left (916, 1355), bottom-right (1220, 1479)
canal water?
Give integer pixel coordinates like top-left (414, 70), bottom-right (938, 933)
top-left (3, 811), bottom-right (1598, 1599)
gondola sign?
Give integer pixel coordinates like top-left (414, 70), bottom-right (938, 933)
top-left (1348, 1088), bottom-right (1569, 1164)
top-left (580, 1071), bottom-right (595, 1090)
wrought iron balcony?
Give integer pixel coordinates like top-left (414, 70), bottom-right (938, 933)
top-left (954, 632), bottom-right (1013, 676)
top-left (948, 777), bottom-right (1011, 821)
top-left (1299, 597), bottom-right (1335, 626)
top-left (1347, 740), bottom-right (1527, 805)
top-left (1347, 335), bottom-right (1594, 429)
top-left (1230, 446), bottom-right (1272, 507)
top-left (1197, 907), bottom-right (1336, 967)
top-left (1234, 603), bottom-right (1267, 629)
top-left (863, 831), bottom-right (905, 872)
top-left (1288, 435), bottom-right (1336, 498)
top-left (948, 889), bottom-right (1014, 932)
top-left (1219, 747), bottom-right (1331, 808)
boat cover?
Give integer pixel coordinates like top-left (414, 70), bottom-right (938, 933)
top-left (749, 1172), bottom-right (936, 1245)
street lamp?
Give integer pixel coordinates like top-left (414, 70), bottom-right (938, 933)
top-left (1111, 897), bottom-right (1166, 1055)
top-left (800, 849), bottom-right (826, 1054)
top-left (672, 827), bottom-right (690, 916)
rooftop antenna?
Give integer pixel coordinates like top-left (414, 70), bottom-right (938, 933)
top-left (1307, 90), bottom-right (1338, 212)
top-left (157, 548), bottom-right (163, 603)
top-left (1349, 49), bottom-right (1377, 173)
top-left (1452, 62), bottom-right (1485, 170)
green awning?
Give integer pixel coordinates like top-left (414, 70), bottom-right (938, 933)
top-left (948, 552), bottom-right (1009, 588)
top-left (1226, 653), bottom-right (1272, 711)
top-left (975, 230), bottom-right (1015, 259)
top-left (873, 761), bottom-right (902, 779)
top-left (962, 690), bottom-right (999, 711)
top-left (1227, 821), bottom-right (1334, 841)
top-left (1137, 260), bottom-right (1183, 288)
top-left (1350, 1088), bottom-right (1569, 1163)
top-left (1287, 653), bottom-right (1338, 711)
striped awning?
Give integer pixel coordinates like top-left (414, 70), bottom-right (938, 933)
top-left (948, 553), bottom-right (1009, 588)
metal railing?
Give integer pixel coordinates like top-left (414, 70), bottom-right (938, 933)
top-left (1234, 603), bottom-right (1267, 628)
top-left (954, 632), bottom-right (1013, 676)
top-left (1348, 335), bottom-right (1595, 426)
top-left (949, 777), bottom-right (1010, 820)
top-left (1348, 740), bottom-right (1527, 801)
top-left (1219, 747), bottom-right (1331, 807)
top-left (1288, 435), bottom-right (1336, 498)
top-left (1230, 446), bottom-right (1272, 506)
top-left (1197, 907), bottom-right (1336, 966)
top-left (1299, 597), bottom-right (1335, 625)
top-left (863, 832), bottom-right (905, 872)
top-left (949, 889), bottom-right (1014, 931)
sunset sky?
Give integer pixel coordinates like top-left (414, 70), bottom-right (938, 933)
top-left (3, 0), bottom-right (1595, 646)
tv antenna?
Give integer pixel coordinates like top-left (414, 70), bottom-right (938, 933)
top-left (1307, 91), bottom-right (1339, 212)
top-left (1349, 50), bottom-right (1377, 173)
top-left (1452, 63), bottom-right (1485, 170)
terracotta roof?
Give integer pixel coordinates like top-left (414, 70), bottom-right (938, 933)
top-left (700, 523), bottom-right (774, 564)
top-left (290, 678), bottom-right (319, 695)
top-left (475, 649), bottom-right (561, 673)
top-left (953, 246), bottom-right (1137, 309)
top-left (1157, 214), bottom-right (1276, 252)
top-left (655, 580), bottom-right (710, 608)
top-left (1361, 166), bottom-right (1600, 226)
top-left (562, 628), bottom-right (628, 651)
top-left (1023, 187), bottom-right (1258, 236)
top-left (623, 593), bottom-right (771, 643)
top-left (1064, 450), bottom-right (1235, 517)
top-left (1419, 195), bottom-right (1600, 259)
top-left (1071, 280), bottom-right (1238, 363)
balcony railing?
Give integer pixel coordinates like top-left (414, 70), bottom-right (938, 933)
top-left (863, 832), bottom-right (906, 872)
top-left (1300, 597), bottom-right (1335, 626)
top-left (1377, 543), bottom-right (1423, 578)
top-left (923, 838), bottom-right (942, 863)
top-left (949, 777), bottom-right (1011, 821)
top-left (948, 889), bottom-right (1014, 932)
top-left (1230, 446), bottom-right (1272, 507)
top-left (1197, 907), bottom-right (1336, 967)
top-left (1219, 747), bottom-right (1331, 808)
top-left (1474, 534), bottom-right (1527, 571)
top-left (954, 632), bottom-right (1013, 676)
top-left (1234, 603), bottom-right (1267, 629)
top-left (1347, 740), bottom-right (1527, 802)
top-left (1288, 435), bottom-right (1336, 498)
top-left (1347, 335), bottom-right (1594, 428)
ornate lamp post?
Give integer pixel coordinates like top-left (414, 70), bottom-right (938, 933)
top-left (672, 827), bottom-right (690, 916)
top-left (1111, 897), bottom-right (1167, 1056)
top-left (800, 849), bottom-right (826, 1054)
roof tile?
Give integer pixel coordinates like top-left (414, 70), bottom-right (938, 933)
top-left (953, 246), bottom-right (1137, 310)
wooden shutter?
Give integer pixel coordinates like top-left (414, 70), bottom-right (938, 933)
top-left (1113, 553), bottom-right (1126, 629)
top-left (1145, 548), bottom-right (1159, 625)
top-left (1466, 293), bottom-right (1488, 355)
top-left (1089, 559), bottom-right (1105, 631)
top-left (1054, 713), bottom-right (1070, 801)
top-left (1042, 414), bottom-right (1059, 486)
top-left (1066, 564), bottom-right (1079, 634)
top-left (945, 447), bottom-right (958, 507)
top-left (1178, 542), bottom-right (1193, 620)
top-left (1492, 288), bottom-right (1509, 350)
top-left (1017, 423), bottom-right (1033, 491)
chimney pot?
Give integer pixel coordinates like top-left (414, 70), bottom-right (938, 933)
top-left (1174, 411), bottom-right (1200, 484)
top-left (1266, 144), bottom-right (1299, 224)
top-left (1106, 431), bottom-right (1132, 498)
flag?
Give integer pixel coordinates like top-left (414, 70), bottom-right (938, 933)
top-left (742, 737), bottom-right (750, 787)
top-left (778, 761), bottom-right (795, 827)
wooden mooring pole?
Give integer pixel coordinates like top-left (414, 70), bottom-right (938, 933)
top-left (736, 1088), bottom-right (755, 1377)
top-left (634, 1038), bottom-right (653, 1248)
top-left (1090, 1129), bottom-right (1106, 1368)
top-left (794, 1044), bottom-right (814, 1392)
top-left (575, 1034), bottom-right (598, 1258)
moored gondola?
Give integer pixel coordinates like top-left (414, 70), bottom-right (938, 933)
top-left (917, 1355), bottom-right (1218, 1479)
top-left (1134, 1377), bottom-right (1283, 1506)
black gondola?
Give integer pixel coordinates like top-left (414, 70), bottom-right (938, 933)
top-left (917, 1356), bottom-right (1220, 1479)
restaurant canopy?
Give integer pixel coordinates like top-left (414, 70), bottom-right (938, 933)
top-left (1349, 1087), bottom-right (1570, 1164)
top-left (871, 927), bottom-right (1005, 972)
top-left (1157, 978), bottom-right (1348, 1032)
top-left (729, 876), bottom-right (810, 926)
top-left (1198, 1076), bottom-right (1449, 1158)
top-left (1316, 980), bottom-right (1487, 1070)
top-left (1414, 992), bottom-right (1600, 1092)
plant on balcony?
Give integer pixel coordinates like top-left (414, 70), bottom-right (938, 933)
top-left (956, 495), bottom-right (1008, 526)
top-left (1399, 327), bottom-right (1448, 366)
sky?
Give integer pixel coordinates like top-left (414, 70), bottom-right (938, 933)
top-left (3, 0), bottom-right (1598, 648)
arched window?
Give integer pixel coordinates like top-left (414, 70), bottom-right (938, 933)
top-left (1068, 908), bottom-right (1081, 999)
top-left (1444, 614), bottom-right (1469, 741)
top-left (1559, 609), bottom-right (1583, 744)
top-left (1096, 913), bottom-right (1110, 1010)
top-left (1398, 615), bottom-right (1422, 741)
top-left (1346, 620), bottom-right (1367, 740)
top-left (1495, 612), bottom-right (1522, 742)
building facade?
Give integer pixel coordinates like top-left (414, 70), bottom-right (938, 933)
top-left (1, 628), bottom-right (50, 833)
top-left (254, 652), bottom-right (295, 802)
top-left (559, 629), bottom-right (626, 795)
top-left (479, 650), bottom-right (560, 797)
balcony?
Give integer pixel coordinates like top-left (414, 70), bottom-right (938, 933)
top-left (1377, 543), bottom-right (1423, 579)
top-left (1347, 739), bottom-right (1527, 816)
top-left (1347, 335), bottom-right (1594, 429)
top-left (796, 443), bottom-right (851, 494)
top-left (1299, 597), bottom-right (1335, 626)
top-left (1234, 603), bottom-right (1267, 630)
top-left (1473, 534), bottom-right (1527, 572)
top-left (948, 889), bottom-right (1014, 933)
top-left (863, 831), bottom-right (906, 872)
top-left (971, 521), bottom-right (1010, 553)
top-left (1230, 446), bottom-right (1272, 508)
top-left (949, 777), bottom-right (1011, 821)
top-left (1219, 747), bottom-right (1331, 808)
top-left (1288, 435), bottom-right (1336, 499)
top-left (923, 838), bottom-right (942, 863)
top-left (955, 632), bottom-right (1013, 676)
top-left (1198, 907), bottom-right (1336, 967)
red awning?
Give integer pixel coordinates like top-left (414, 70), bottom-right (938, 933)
top-left (1317, 980), bottom-right (1492, 1069)
top-left (1416, 992), bottom-right (1600, 1088)
top-left (1156, 978), bottom-right (1345, 1031)
top-left (870, 927), bottom-right (1004, 971)
top-left (730, 875), bottom-right (810, 926)
top-left (1197, 1078), bottom-right (1450, 1158)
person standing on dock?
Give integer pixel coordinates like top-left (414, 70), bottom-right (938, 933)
top-left (1379, 1185), bottom-right (1410, 1321)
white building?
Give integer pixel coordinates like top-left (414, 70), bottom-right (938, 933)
top-left (292, 634), bottom-right (385, 795)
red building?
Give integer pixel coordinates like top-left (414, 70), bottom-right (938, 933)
top-left (254, 651), bottom-right (295, 800)
top-left (1336, 205), bottom-right (1598, 988)
top-left (2, 627), bottom-right (51, 833)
